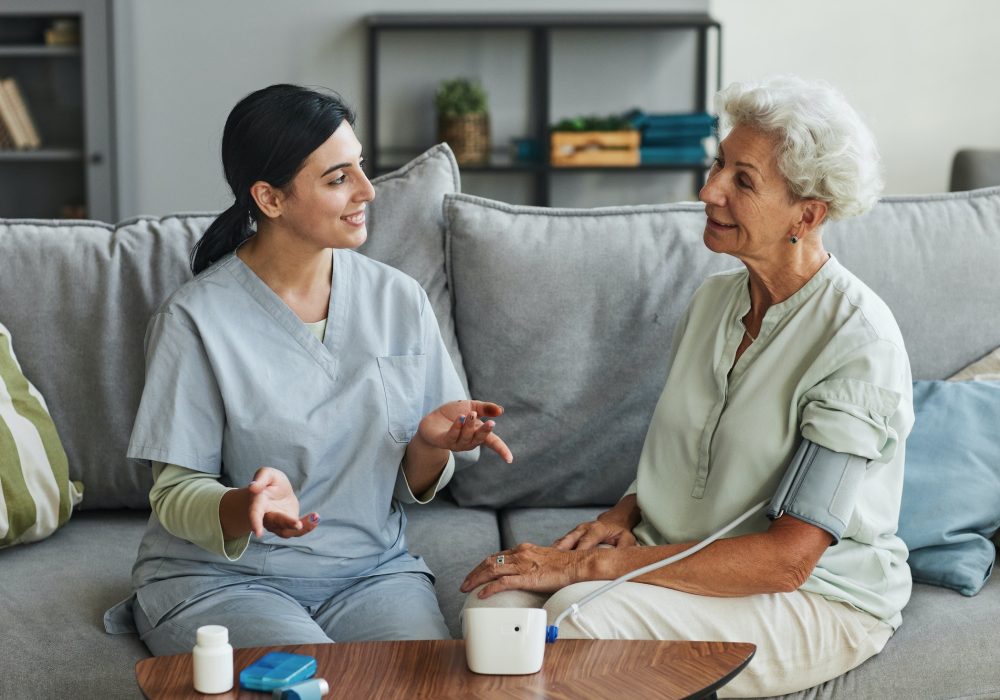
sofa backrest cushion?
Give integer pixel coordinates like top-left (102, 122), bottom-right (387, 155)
top-left (0, 145), bottom-right (464, 509)
top-left (360, 143), bottom-right (468, 393)
top-left (444, 187), bottom-right (1000, 508)
top-left (825, 187), bottom-right (1000, 380)
top-left (0, 215), bottom-right (209, 509)
top-left (444, 194), bottom-right (731, 507)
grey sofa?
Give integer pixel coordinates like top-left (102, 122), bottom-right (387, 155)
top-left (2, 144), bottom-right (999, 699)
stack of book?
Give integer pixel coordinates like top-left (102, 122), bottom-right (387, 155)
top-left (0, 77), bottom-right (42, 151)
top-left (626, 111), bottom-right (716, 166)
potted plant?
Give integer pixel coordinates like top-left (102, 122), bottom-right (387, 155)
top-left (435, 78), bottom-right (490, 165)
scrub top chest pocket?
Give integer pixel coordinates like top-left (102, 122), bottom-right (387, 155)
top-left (376, 355), bottom-right (428, 443)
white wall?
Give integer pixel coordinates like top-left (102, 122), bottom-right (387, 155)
top-left (112, 0), bottom-right (706, 218)
top-left (114, 1), bottom-right (999, 218)
top-left (709, 0), bottom-right (1000, 195)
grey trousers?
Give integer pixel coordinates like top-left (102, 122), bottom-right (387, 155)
top-left (135, 571), bottom-right (449, 656)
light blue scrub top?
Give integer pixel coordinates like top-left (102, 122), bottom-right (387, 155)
top-left (118, 249), bottom-right (467, 628)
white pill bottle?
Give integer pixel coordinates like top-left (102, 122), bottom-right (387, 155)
top-left (192, 625), bottom-right (234, 694)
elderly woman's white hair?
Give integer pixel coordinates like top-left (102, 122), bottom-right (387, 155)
top-left (716, 75), bottom-right (883, 220)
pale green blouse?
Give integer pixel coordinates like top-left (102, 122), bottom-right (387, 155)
top-left (627, 255), bottom-right (914, 627)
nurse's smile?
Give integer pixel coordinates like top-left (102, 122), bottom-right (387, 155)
top-left (342, 209), bottom-right (366, 227)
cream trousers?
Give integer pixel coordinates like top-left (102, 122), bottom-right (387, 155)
top-left (463, 582), bottom-right (893, 698)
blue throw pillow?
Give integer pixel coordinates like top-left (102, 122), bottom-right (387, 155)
top-left (898, 380), bottom-right (1000, 595)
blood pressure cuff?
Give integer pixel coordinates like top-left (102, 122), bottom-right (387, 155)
top-left (766, 440), bottom-right (867, 544)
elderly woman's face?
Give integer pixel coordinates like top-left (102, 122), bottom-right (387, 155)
top-left (699, 125), bottom-right (803, 260)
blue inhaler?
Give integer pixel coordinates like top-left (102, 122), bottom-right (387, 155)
top-left (273, 678), bottom-right (330, 700)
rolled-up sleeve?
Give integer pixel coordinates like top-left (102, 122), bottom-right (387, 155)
top-left (799, 339), bottom-right (910, 463)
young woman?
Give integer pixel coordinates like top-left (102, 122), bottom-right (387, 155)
top-left (104, 84), bottom-right (511, 655)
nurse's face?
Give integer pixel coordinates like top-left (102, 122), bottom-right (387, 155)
top-left (279, 121), bottom-right (376, 250)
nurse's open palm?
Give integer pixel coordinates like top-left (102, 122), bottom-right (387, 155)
top-left (418, 400), bottom-right (513, 463)
top-left (247, 467), bottom-right (320, 539)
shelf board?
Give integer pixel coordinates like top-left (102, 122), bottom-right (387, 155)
top-left (368, 13), bottom-right (719, 30)
top-left (0, 148), bottom-right (83, 162)
top-left (376, 154), bottom-right (709, 175)
top-left (0, 45), bottom-right (80, 57)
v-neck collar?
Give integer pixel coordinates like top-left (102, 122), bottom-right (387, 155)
top-left (222, 250), bottom-right (351, 382)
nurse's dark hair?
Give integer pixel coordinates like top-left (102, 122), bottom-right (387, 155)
top-left (190, 84), bottom-right (356, 274)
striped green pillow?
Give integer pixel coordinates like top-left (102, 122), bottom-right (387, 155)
top-left (0, 322), bottom-right (82, 548)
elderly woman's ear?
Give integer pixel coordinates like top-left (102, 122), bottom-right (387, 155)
top-left (796, 199), bottom-right (829, 237)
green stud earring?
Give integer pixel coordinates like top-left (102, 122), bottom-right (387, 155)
top-left (790, 235), bottom-right (798, 244)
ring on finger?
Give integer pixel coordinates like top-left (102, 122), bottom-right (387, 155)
top-left (495, 554), bottom-right (505, 566)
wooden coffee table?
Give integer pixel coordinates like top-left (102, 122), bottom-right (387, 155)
top-left (136, 639), bottom-right (754, 699)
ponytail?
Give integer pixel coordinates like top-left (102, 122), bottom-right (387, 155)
top-left (190, 84), bottom-right (356, 275)
top-left (190, 202), bottom-right (254, 275)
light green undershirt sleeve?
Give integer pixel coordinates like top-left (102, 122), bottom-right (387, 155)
top-left (394, 452), bottom-right (455, 504)
top-left (149, 462), bottom-right (250, 560)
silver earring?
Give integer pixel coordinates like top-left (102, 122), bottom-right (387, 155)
top-left (790, 235), bottom-right (798, 244)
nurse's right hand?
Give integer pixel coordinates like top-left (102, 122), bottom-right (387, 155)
top-left (244, 466), bottom-right (320, 539)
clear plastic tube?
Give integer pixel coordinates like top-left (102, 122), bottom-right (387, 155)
top-left (547, 498), bottom-right (769, 642)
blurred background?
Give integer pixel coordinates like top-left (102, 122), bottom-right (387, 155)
top-left (1, 0), bottom-right (998, 221)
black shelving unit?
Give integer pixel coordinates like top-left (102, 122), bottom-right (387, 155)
top-left (0, 0), bottom-right (115, 221)
top-left (367, 13), bottom-right (721, 206)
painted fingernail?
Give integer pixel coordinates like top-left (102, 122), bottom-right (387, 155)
top-left (458, 415), bottom-right (466, 424)
top-left (310, 514), bottom-right (320, 522)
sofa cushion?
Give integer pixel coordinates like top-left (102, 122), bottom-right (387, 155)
top-left (444, 194), bottom-right (731, 508)
top-left (402, 495), bottom-right (500, 638)
top-left (758, 578), bottom-right (1000, 700)
top-left (0, 510), bottom-right (151, 699)
top-left (0, 215), bottom-right (209, 509)
top-left (949, 346), bottom-right (1000, 550)
top-left (826, 186), bottom-right (1000, 380)
top-left (445, 188), bottom-right (1000, 509)
top-left (359, 143), bottom-right (468, 393)
top-left (0, 322), bottom-right (82, 547)
top-left (499, 506), bottom-right (605, 550)
top-left (897, 380), bottom-right (1000, 595)
top-left (949, 345), bottom-right (1000, 381)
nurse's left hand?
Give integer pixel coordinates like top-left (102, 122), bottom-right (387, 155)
top-left (418, 400), bottom-right (513, 463)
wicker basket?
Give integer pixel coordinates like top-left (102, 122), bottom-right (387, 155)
top-left (438, 113), bottom-right (490, 165)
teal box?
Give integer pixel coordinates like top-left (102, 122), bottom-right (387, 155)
top-left (239, 651), bottom-right (317, 691)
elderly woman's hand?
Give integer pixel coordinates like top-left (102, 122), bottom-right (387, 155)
top-left (460, 543), bottom-right (592, 598)
top-left (553, 494), bottom-right (641, 550)
top-left (553, 517), bottom-right (637, 550)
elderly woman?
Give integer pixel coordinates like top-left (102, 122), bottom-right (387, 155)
top-left (461, 75), bottom-right (914, 698)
